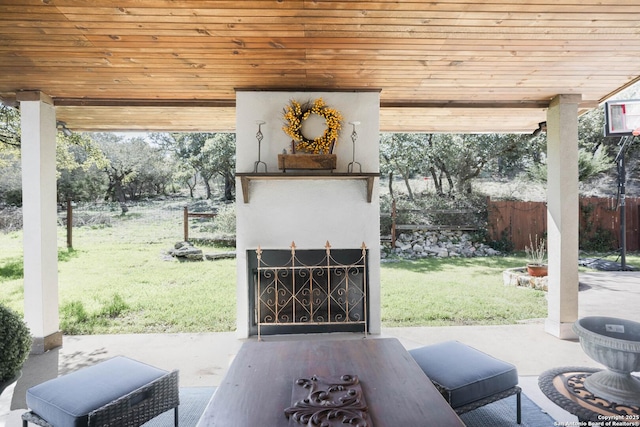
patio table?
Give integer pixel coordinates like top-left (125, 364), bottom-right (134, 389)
top-left (196, 337), bottom-right (464, 426)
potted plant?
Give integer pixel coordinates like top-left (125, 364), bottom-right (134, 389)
top-left (0, 304), bottom-right (32, 395)
top-left (525, 234), bottom-right (548, 277)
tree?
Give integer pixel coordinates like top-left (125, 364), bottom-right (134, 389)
top-left (526, 106), bottom-right (617, 184)
top-left (0, 151), bottom-right (21, 206)
top-left (152, 132), bottom-right (236, 200)
top-left (443, 133), bottom-right (537, 194)
top-left (57, 143), bottom-right (108, 203)
top-left (153, 133), bottom-right (217, 199)
top-left (172, 163), bottom-right (198, 198)
top-left (1, 104), bottom-right (106, 171)
top-left (422, 134), bottom-right (457, 196)
top-left (527, 147), bottom-right (613, 183)
top-left (579, 106), bottom-right (638, 184)
top-left (379, 133), bottom-right (426, 199)
top-left (202, 133), bottom-right (236, 201)
top-left (93, 133), bottom-right (168, 210)
top-left (1, 104), bottom-right (107, 205)
top-left (381, 132), bottom-right (539, 197)
top-left (0, 105), bottom-right (20, 154)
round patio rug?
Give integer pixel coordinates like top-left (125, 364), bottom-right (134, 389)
top-left (538, 366), bottom-right (640, 424)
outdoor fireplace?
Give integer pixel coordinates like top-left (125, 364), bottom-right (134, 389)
top-left (235, 90), bottom-right (381, 337)
top-left (247, 243), bottom-right (369, 337)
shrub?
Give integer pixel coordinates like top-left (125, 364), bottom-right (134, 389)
top-left (488, 228), bottom-right (515, 253)
top-left (579, 203), bottom-right (617, 252)
top-left (581, 227), bottom-right (616, 252)
top-left (0, 304), bottom-right (32, 383)
top-left (209, 202), bottom-right (236, 238)
top-left (0, 206), bottom-right (23, 233)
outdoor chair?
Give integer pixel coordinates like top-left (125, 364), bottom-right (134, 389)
top-left (22, 356), bottom-right (179, 427)
top-left (409, 340), bottom-right (521, 424)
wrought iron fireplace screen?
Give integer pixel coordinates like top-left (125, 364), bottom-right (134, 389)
top-left (254, 242), bottom-right (368, 339)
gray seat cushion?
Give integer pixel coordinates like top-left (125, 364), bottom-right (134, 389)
top-left (409, 340), bottom-right (518, 408)
top-left (26, 356), bottom-right (168, 427)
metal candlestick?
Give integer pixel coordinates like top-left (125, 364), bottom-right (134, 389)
top-left (254, 120), bottom-right (267, 173)
top-left (347, 121), bottom-right (362, 173)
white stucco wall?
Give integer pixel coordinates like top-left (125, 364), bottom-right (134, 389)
top-left (235, 90), bottom-right (381, 337)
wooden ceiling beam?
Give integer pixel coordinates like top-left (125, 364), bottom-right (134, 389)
top-left (52, 98), bottom-right (553, 110)
top-left (53, 98), bottom-right (236, 107)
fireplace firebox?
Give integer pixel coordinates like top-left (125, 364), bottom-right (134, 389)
top-left (247, 242), bottom-right (369, 337)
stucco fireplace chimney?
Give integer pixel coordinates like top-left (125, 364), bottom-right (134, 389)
top-left (234, 90), bottom-right (381, 338)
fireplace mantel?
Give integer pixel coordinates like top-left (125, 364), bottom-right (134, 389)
top-left (237, 172), bottom-right (379, 203)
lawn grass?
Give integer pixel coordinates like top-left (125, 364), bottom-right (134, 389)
top-left (2, 212), bottom-right (638, 334)
top-left (380, 256), bottom-right (547, 326)
top-left (0, 209), bottom-right (237, 334)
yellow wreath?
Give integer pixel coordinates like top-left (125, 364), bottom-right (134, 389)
top-left (282, 98), bottom-right (343, 154)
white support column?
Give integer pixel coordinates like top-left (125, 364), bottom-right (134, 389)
top-left (545, 94), bottom-right (581, 340)
top-left (17, 91), bottom-right (62, 353)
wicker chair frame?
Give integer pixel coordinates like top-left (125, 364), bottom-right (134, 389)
top-left (22, 370), bottom-right (180, 427)
top-left (433, 382), bottom-right (522, 424)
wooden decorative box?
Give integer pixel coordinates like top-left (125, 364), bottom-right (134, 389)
top-left (277, 154), bottom-right (337, 171)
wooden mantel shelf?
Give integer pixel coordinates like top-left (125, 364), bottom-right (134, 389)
top-left (236, 172), bottom-right (380, 203)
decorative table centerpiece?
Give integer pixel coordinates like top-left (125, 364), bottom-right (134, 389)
top-left (279, 98), bottom-right (343, 171)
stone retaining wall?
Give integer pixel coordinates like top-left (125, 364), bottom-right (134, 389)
top-left (382, 230), bottom-right (500, 259)
top-left (502, 267), bottom-right (548, 291)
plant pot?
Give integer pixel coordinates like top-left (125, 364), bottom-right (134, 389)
top-left (0, 372), bottom-right (20, 395)
top-left (0, 371), bottom-right (20, 409)
top-left (527, 264), bottom-right (548, 277)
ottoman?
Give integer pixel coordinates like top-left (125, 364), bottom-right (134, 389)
top-left (409, 340), bottom-right (521, 424)
top-left (22, 356), bottom-right (179, 427)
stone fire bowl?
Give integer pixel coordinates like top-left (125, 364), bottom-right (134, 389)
top-left (573, 316), bottom-right (640, 406)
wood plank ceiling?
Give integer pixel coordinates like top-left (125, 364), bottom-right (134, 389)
top-left (1, 0), bottom-right (640, 133)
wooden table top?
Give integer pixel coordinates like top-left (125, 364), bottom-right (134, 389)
top-left (196, 337), bottom-right (464, 427)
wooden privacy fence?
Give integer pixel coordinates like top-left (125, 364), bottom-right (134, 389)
top-left (486, 200), bottom-right (547, 251)
top-left (487, 197), bottom-right (640, 251)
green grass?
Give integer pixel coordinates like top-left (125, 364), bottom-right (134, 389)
top-left (1, 213), bottom-right (237, 334)
top-left (381, 257), bottom-right (547, 326)
top-left (54, 242), bottom-right (236, 334)
top-left (2, 213), bottom-right (639, 334)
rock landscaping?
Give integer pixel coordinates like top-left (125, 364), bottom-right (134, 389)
top-left (382, 230), bottom-right (500, 259)
top-left (167, 241), bottom-right (236, 261)
top-left (502, 267), bottom-right (548, 291)
top-left (168, 241), bottom-right (204, 261)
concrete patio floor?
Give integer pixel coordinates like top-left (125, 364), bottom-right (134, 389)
top-left (2, 270), bottom-right (639, 426)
